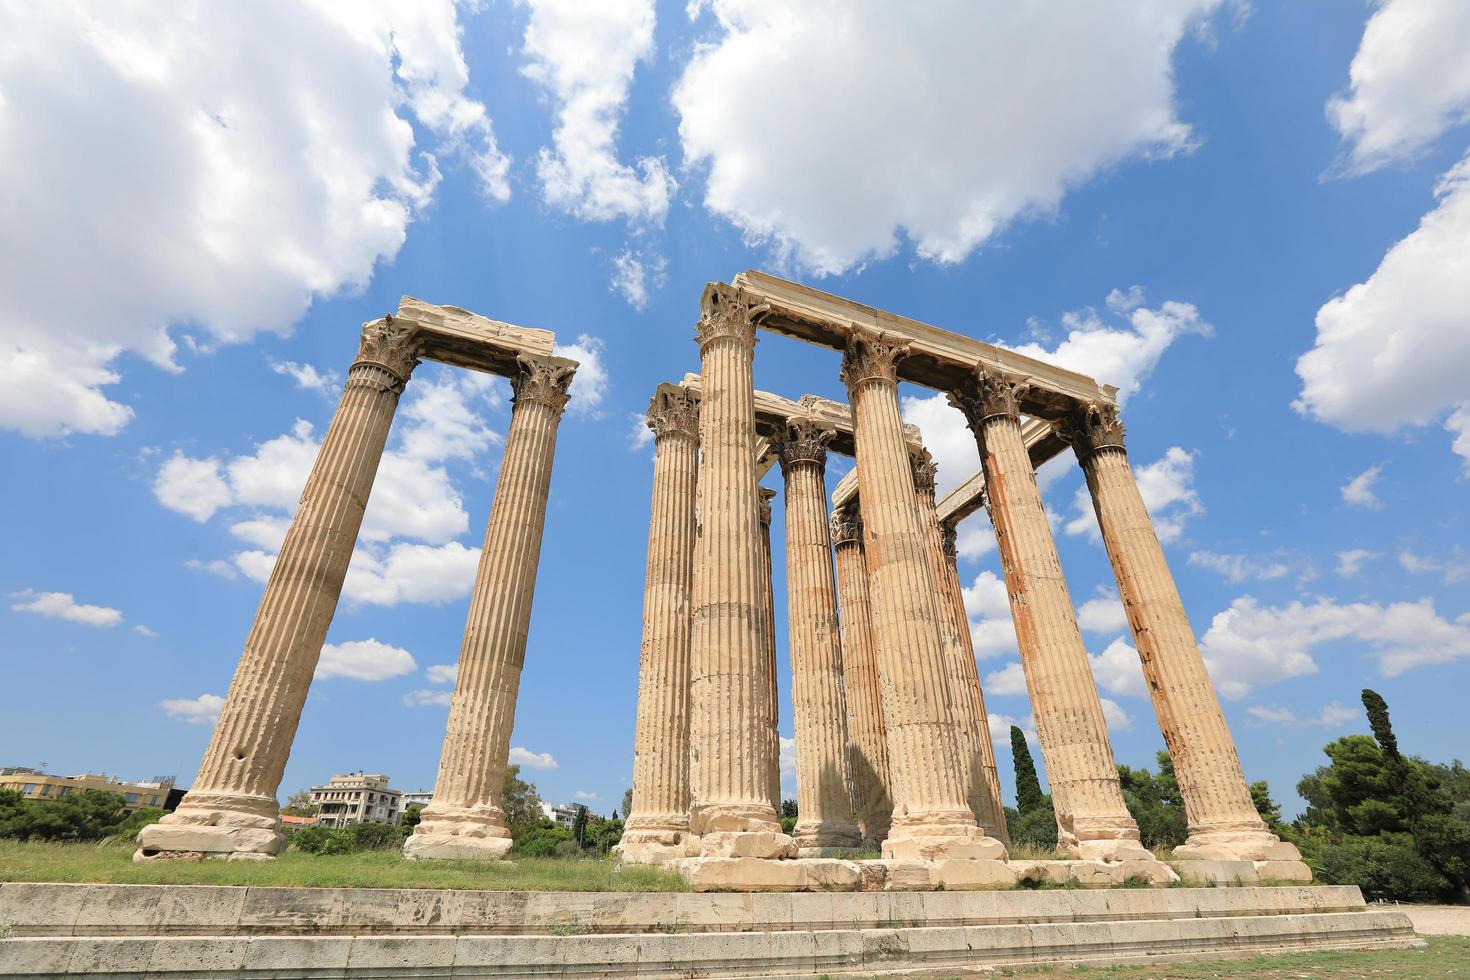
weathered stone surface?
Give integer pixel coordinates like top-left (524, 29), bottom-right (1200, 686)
top-left (698, 831), bottom-right (798, 859)
top-left (883, 835), bottom-right (1008, 863)
top-left (930, 859), bottom-right (1021, 890)
top-left (676, 857), bottom-right (810, 892)
top-left (408, 354), bottom-right (577, 861)
top-left (1169, 860), bottom-right (1260, 886)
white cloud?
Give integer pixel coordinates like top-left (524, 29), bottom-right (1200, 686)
top-left (154, 454), bottom-right (233, 522)
top-left (1335, 549), bottom-right (1378, 578)
top-left (520, 0), bottom-right (672, 225)
top-left (132, 625), bottom-right (159, 639)
top-left (983, 661), bottom-right (1029, 697)
top-left (1187, 550), bottom-right (1289, 584)
top-left (184, 558), bottom-right (240, 581)
top-left (1448, 405), bottom-right (1470, 474)
top-left (269, 360), bottom-right (340, 397)
top-left (1398, 549), bottom-right (1439, 574)
top-left (1200, 595), bottom-right (1470, 695)
top-left (902, 289), bottom-right (1208, 497)
top-left (1066, 447), bottom-right (1201, 543)
top-left (961, 570), bottom-right (1016, 659)
top-left (1397, 548), bottom-right (1469, 582)
top-left (1341, 464), bottom-right (1385, 510)
top-left (1295, 151), bottom-right (1470, 463)
top-left (315, 639), bottom-right (417, 681)
top-left (425, 663), bottom-right (458, 686)
top-left (10, 590), bottom-right (124, 628)
top-left (1076, 592), bottom-right (1128, 634)
top-left (509, 746), bottom-right (559, 769)
top-left (553, 334), bottom-right (610, 418)
top-left (161, 693), bottom-right (225, 725)
top-left (403, 689), bottom-right (454, 708)
top-left (1100, 697), bottom-right (1134, 731)
top-left (627, 412), bottom-right (654, 450)
top-left (1089, 637), bottom-right (1147, 698)
top-left (1247, 701), bottom-right (1359, 729)
top-left (0, 2), bottom-right (507, 440)
top-left (954, 519), bottom-right (998, 562)
top-left (673, 1), bottom-right (1225, 274)
top-left (1327, 0), bottom-right (1470, 173)
top-left (574, 790), bottom-right (599, 801)
top-left (778, 735), bottom-right (797, 780)
top-left (337, 541), bottom-right (482, 607)
top-left (610, 248), bottom-right (668, 310)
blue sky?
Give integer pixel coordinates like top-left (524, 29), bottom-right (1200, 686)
top-left (3, 1), bottom-right (1468, 819)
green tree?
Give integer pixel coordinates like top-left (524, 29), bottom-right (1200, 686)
top-left (584, 815), bottom-right (624, 854)
top-left (18, 789), bottom-right (128, 842)
top-left (501, 765), bottom-right (543, 839)
top-left (1010, 726), bottom-right (1045, 816)
top-left (0, 789), bottom-right (30, 838)
top-left (401, 803), bottom-right (423, 833)
top-left (281, 788), bottom-right (319, 817)
top-left (621, 788), bottom-right (633, 819)
top-left (572, 804), bottom-right (589, 848)
top-left (1362, 689), bottom-right (1399, 760)
top-left (112, 807), bottom-right (165, 841)
top-left (510, 822), bottom-right (573, 857)
top-left (1249, 780), bottom-right (1286, 836)
top-left (1117, 752), bottom-right (1187, 850)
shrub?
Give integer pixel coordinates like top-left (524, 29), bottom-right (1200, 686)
top-left (1298, 831), bottom-right (1453, 903)
top-left (1006, 800), bottom-right (1058, 852)
top-left (510, 824), bottom-right (573, 858)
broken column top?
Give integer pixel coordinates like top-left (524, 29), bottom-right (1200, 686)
top-left (391, 296), bottom-right (556, 377)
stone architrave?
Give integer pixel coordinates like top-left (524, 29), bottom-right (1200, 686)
top-left (830, 506), bottom-right (892, 845)
top-left (1064, 404), bottom-right (1306, 872)
top-left (686, 286), bottom-right (795, 859)
top-left (405, 354), bottom-right (577, 861)
top-left (841, 328), bottom-right (1007, 863)
top-left (910, 448), bottom-right (1007, 841)
top-left (617, 387), bottom-right (701, 863)
top-left (949, 370), bottom-right (1150, 862)
top-left (939, 522), bottom-right (1009, 845)
top-left (137, 318), bottom-right (423, 861)
top-left (756, 487), bottom-right (782, 815)
top-left (775, 418), bottom-right (862, 851)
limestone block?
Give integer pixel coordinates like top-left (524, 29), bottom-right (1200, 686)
top-left (239, 936), bottom-right (352, 973)
top-left (613, 837), bottom-right (698, 864)
top-left (1074, 838), bottom-right (1155, 863)
top-left (797, 846), bottom-right (864, 859)
top-left (343, 935), bottom-right (458, 971)
top-left (132, 824), bottom-right (284, 857)
top-left (401, 832), bottom-right (513, 861)
top-left (1114, 860), bottom-right (1180, 885)
top-left (801, 859), bottom-right (863, 891)
top-left (63, 938), bottom-right (164, 975)
top-left (878, 861), bottom-right (935, 891)
top-left (930, 859), bottom-right (1020, 890)
top-left (698, 830), bottom-right (797, 859)
top-left (1168, 860), bottom-right (1259, 886)
top-left (677, 857), bottom-right (811, 892)
top-left (0, 939), bottom-right (76, 975)
top-left (883, 835), bottom-right (1007, 862)
top-left (0, 882), bottom-right (87, 936)
top-left (1254, 860), bottom-right (1314, 882)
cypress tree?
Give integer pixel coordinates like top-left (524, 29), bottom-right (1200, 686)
top-left (1011, 725), bottom-right (1045, 815)
top-left (1361, 689), bottom-right (1400, 761)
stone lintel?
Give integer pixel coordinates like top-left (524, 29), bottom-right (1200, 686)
top-left (393, 295), bottom-right (556, 377)
top-left (728, 270), bottom-right (1119, 419)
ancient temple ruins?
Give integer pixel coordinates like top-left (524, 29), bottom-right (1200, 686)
top-left (619, 271), bottom-right (1308, 888)
top-left (137, 298), bottom-right (580, 862)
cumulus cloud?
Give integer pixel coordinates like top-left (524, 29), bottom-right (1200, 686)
top-left (520, 0), bottom-right (672, 224)
top-left (1246, 701), bottom-right (1358, 729)
top-left (987, 712), bottom-right (1037, 752)
top-left (902, 288), bottom-right (1209, 497)
top-left (1327, 0), bottom-right (1470, 173)
top-left (627, 412), bottom-right (654, 450)
top-left (425, 664), bottom-right (458, 686)
top-left (1066, 447), bottom-right (1202, 543)
top-left (269, 360), bottom-right (340, 397)
top-left (1335, 549), bottom-right (1378, 578)
top-left (961, 570), bottom-right (1016, 659)
top-left (778, 735), bottom-right (797, 780)
top-left (154, 454), bottom-right (233, 523)
top-left (1341, 464), bottom-right (1385, 509)
top-left (1089, 637), bottom-right (1147, 698)
top-left (10, 590), bottom-right (124, 628)
top-left (553, 335), bottom-right (611, 418)
top-left (1296, 152), bottom-right (1470, 463)
top-left (1100, 697), bottom-right (1134, 731)
top-left (161, 693), bottom-right (225, 725)
top-left (1076, 592), bottom-right (1128, 634)
top-left (983, 661), bottom-right (1029, 697)
top-left (673, 0), bottom-right (1226, 274)
top-left (315, 639), bottom-right (417, 681)
top-left (1187, 550), bottom-right (1289, 584)
top-left (1200, 594), bottom-right (1470, 697)
top-left (509, 746), bottom-right (559, 769)
top-left (610, 249), bottom-right (668, 310)
top-left (0, 1), bottom-right (507, 440)
top-left (403, 689), bottom-right (454, 708)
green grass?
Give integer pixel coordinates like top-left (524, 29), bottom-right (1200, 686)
top-left (0, 840), bottom-right (688, 891)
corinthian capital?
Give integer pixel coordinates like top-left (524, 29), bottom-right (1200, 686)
top-left (839, 326), bottom-right (909, 389)
top-left (775, 416), bottom-right (833, 470)
top-left (511, 354), bottom-right (577, 414)
top-left (646, 387), bottom-right (700, 442)
top-left (1059, 402), bottom-right (1126, 460)
top-left (909, 446), bottom-right (938, 497)
top-left (757, 486), bottom-right (777, 527)
top-left (695, 284), bottom-right (767, 350)
top-left (354, 316), bottom-right (424, 383)
top-left (830, 505), bottom-right (863, 547)
top-left (947, 368), bottom-right (1030, 432)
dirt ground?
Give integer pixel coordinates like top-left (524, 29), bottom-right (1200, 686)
top-left (1401, 904), bottom-right (1470, 936)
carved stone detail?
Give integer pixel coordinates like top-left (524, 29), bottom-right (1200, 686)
top-left (839, 327), bottom-right (910, 388)
top-left (696, 285), bottom-right (767, 350)
top-left (948, 369), bottom-right (1030, 433)
top-left (1060, 402), bottom-right (1127, 461)
top-left (909, 446), bottom-right (938, 496)
top-left (775, 417), bottom-right (833, 470)
top-left (646, 387), bottom-right (700, 442)
top-left (941, 522), bottom-right (958, 563)
top-left (511, 354), bottom-right (576, 413)
top-left (757, 486), bottom-right (776, 528)
top-left (354, 316), bottom-right (423, 385)
top-left (830, 505), bottom-right (863, 547)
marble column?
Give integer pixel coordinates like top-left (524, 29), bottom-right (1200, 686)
top-left (830, 505), bottom-right (892, 844)
top-left (940, 522), bottom-right (1010, 845)
top-left (617, 387), bottom-right (701, 864)
top-left (757, 486), bottom-right (782, 816)
top-left (841, 328), bottom-right (1006, 862)
top-left (405, 354), bottom-right (577, 861)
top-left (687, 286), bottom-right (794, 858)
top-left (138, 318), bottom-right (422, 861)
top-left (949, 370), bottom-right (1150, 862)
top-left (1065, 404), bottom-right (1305, 870)
top-left (776, 419), bottom-right (862, 851)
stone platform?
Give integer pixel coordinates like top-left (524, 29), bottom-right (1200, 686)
top-left (0, 883), bottom-right (1419, 978)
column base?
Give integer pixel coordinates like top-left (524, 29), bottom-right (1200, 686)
top-left (793, 818), bottom-right (862, 852)
top-left (698, 831), bottom-right (798, 859)
top-left (403, 803), bottom-right (514, 861)
top-left (613, 827), bottom-right (700, 864)
top-left (882, 808), bottom-right (1007, 861)
top-left (134, 792), bottom-right (285, 861)
top-left (1168, 858), bottom-right (1314, 884)
top-left (1172, 829), bottom-right (1305, 864)
top-left (1072, 837), bottom-right (1156, 863)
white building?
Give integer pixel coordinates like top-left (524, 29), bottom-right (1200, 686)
top-left (539, 801), bottom-right (585, 830)
top-left (401, 790), bottom-right (433, 808)
top-left (308, 772), bottom-right (402, 828)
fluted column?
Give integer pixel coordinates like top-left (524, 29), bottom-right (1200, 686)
top-left (831, 506), bottom-right (892, 845)
top-left (406, 354), bottom-right (577, 861)
top-left (757, 486), bottom-right (782, 815)
top-left (617, 388), bottom-right (701, 864)
top-left (842, 328), bottom-right (1005, 862)
top-left (776, 419), bottom-right (861, 851)
top-left (940, 522), bottom-right (1009, 845)
top-left (949, 371), bottom-right (1149, 862)
top-left (1065, 404), bottom-right (1305, 868)
top-left (687, 286), bottom-right (794, 858)
top-left (138, 318), bottom-right (422, 860)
